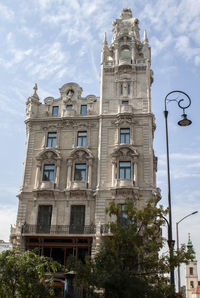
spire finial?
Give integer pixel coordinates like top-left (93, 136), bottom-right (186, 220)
top-left (143, 29), bottom-right (148, 44)
top-left (33, 83), bottom-right (38, 95)
top-left (103, 32), bottom-right (108, 45)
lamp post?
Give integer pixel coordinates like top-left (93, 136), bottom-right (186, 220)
top-left (164, 90), bottom-right (192, 296)
top-left (176, 211), bottom-right (198, 293)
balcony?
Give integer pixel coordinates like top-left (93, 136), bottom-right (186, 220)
top-left (71, 181), bottom-right (86, 189)
top-left (40, 181), bottom-right (55, 190)
top-left (119, 104), bottom-right (133, 114)
top-left (117, 179), bottom-right (134, 188)
top-left (22, 224), bottom-right (95, 235)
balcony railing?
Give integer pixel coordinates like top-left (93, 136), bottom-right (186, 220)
top-left (22, 224), bottom-right (95, 235)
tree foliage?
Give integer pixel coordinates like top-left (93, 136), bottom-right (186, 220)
top-left (75, 196), bottom-right (192, 298)
top-left (0, 249), bottom-right (63, 298)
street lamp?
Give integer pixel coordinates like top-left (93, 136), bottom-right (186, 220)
top-left (176, 211), bottom-right (198, 293)
top-left (164, 90), bottom-right (192, 296)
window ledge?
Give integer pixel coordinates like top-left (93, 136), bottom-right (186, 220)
top-left (40, 181), bottom-right (55, 190)
top-left (119, 105), bottom-right (133, 113)
top-left (72, 181), bottom-right (87, 189)
top-left (117, 179), bottom-right (134, 188)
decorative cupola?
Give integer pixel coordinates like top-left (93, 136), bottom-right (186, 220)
top-left (187, 233), bottom-right (196, 261)
top-left (26, 83), bottom-right (40, 119)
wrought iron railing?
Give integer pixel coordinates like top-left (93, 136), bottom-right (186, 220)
top-left (22, 224), bottom-right (96, 235)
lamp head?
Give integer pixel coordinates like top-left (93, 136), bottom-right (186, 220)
top-left (178, 113), bottom-right (192, 126)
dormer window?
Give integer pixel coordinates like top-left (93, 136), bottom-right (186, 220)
top-left (81, 105), bottom-right (87, 114)
top-left (52, 106), bottom-right (58, 116)
top-left (67, 89), bottom-right (74, 97)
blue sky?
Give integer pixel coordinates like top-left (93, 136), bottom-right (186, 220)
top-left (0, 0), bottom-right (200, 288)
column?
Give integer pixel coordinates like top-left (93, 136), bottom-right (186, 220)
top-left (55, 159), bottom-right (61, 188)
top-left (133, 161), bottom-right (138, 186)
top-left (112, 159), bottom-right (116, 187)
top-left (88, 159), bottom-right (92, 188)
top-left (42, 128), bottom-right (47, 148)
top-left (66, 159), bottom-right (72, 189)
top-left (34, 160), bottom-right (41, 189)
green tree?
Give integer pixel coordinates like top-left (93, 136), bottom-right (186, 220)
top-left (75, 196), bottom-right (192, 298)
top-left (0, 249), bottom-right (63, 298)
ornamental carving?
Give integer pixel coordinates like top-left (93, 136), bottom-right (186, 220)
top-left (111, 145), bottom-right (138, 158)
top-left (111, 116), bottom-right (137, 126)
top-left (36, 148), bottom-right (62, 161)
top-left (69, 147), bottom-right (94, 161)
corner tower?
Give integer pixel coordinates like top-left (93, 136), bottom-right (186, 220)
top-left (96, 8), bottom-right (159, 226)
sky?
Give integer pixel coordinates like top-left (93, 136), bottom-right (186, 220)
top-left (0, 0), bottom-right (200, 289)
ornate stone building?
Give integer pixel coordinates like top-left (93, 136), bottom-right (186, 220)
top-left (11, 8), bottom-right (160, 265)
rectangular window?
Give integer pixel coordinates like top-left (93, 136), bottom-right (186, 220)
top-left (119, 161), bottom-right (131, 179)
top-left (74, 164), bottom-right (86, 181)
top-left (43, 164), bottom-right (55, 181)
top-left (37, 205), bottom-right (52, 233)
top-left (190, 267), bottom-right (194, 275)
top-left (77, 131), bottom-right (87, 146)
top-left (190, 281), bottom-right (194, 288)
top-left (66, 105), bottom-right (73, 109)
top-left (70, 205), bottom-right (85, 226)
top-left (128, 84), bottom-right (130, 95)
top-left (47, 132), bottom-right (57, 147)
top-left (81, 105), bottom-right (87, 114)
top-left (120, 128), bottom-right (130, 144)
top-left (52, 106), bottom-right (58, 116)
top-left (117, 204), bottom-right (129, 226)
top-left (122, 100), bottom-right (128, 104)
top-left (120, 84), bottom-right (123, 95)
top-left (70, 205), bottom-right (85, 234)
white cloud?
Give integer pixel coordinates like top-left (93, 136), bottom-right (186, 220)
top-left (0, 3), bottom-right (14, 20)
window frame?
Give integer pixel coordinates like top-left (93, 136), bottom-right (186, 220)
top-left (81, 105), bottom-right (87, 115)
top-left (119, 161), bottom-right (131, 179)
top-left (122, 100), bottom-right (129, 105)
top-left (120, 128), bottom-right (130, 144)
top-left (120, 84), bottom-right (123, 95)
top-left (74, 163), bottom-right (87, 181)
top-left (43, 164), bottom-right (55, 182)
top-left (66, 104), bottom-right (73, 110)
top-left (117, 204), bottom-right (131, 226)
top-left (190, 267), bottom-right (194, 275)
top-left (77, 131), bottom-right (87, 147)
top-left (52, 106), bottom-right (59, 116)
top-left (47, 132), bottom-right (57, 147)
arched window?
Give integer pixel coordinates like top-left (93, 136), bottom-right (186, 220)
top-left (35, 148), bottom-right (62, 190)
top-left (66, 148), bottom-right (94, 190)
top-left (111, 145), bottom-right (139, 188)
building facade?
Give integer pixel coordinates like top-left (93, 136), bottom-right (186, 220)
top-left (11, 8), bottom-right (160, 265)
